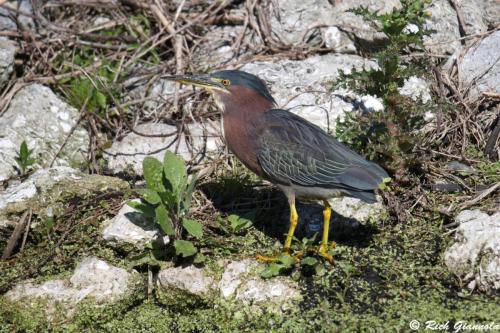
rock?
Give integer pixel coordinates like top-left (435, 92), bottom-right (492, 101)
top-left (291, 197), bottom-right (386, 238)
top-left (241, 54), bottom-right (378, 132)
top-left (0, 39), bottom-right (15, 89)
top-left (158, 265), bottom-right (215, 296)
top-left (444, 209), bottom-right (500, 293)
top-left (457, 30), bottom-right (500, 101)
top-left (0, 84), bottom-right (89, 182)
top-left (398, 76), bottom-right (431, 104)
top-left (102, 199), bottom-right (167, 250)
top-left (157, 259), bottom-right (300, 312)
top-left (0, 166), bottom-right (129, 228)
top-left (105, 121), bottom-right (222, 175)
top-left (269, 0), bottom-right (401, 50)
top-left (423, 0), bottom-right (493, 54)
top-left (0, 0), bottom-right (35, 32)
top-left (5, 257), bottom-right (141, 320)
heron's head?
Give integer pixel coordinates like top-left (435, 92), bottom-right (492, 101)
top-left (165, 70), bottom-right (276, 112)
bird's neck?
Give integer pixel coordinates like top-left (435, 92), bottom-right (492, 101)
top-left (215, 87), bottom-right (275, 176)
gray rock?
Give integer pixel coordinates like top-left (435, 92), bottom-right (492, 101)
top-left (157, 265), bottom-right (215, 297)
top-left (102, 199), bottom-right (168, 250)
top-left (0, 84), bottom-right (89, 182)
top-left (444, 209), bottom-right (500, 293)
top-left (269, 0), bottom-right (401, 50)
top-left (0, 39), bottom-right (15, 89)
top-left (423, 0), bottom-right (492, 55)
top-left (5, 257), bottom-right (141, 319)
top-left (0, 0), bottom-right (35, 32)
top-left (241, 54), bottom-right (378, 132)
top-left (105, 121), bottom-right (222, 175)
top-left (458, 30), bottom-right (500, 101)
top-left (292, 197), bottom-right (386, 237)
top-left (0, 166), bottom-right (129, 229)
top-left (157, 259), bottom-right (301, 311)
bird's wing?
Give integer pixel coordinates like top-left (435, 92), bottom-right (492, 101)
top-left (254, 109), bottom-right (388, 191)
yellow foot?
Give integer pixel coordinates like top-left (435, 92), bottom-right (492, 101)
top-left (318, 244), bottom-right (334, 264)
top-left (256, 250), bottom-right (302, 263)
top-left (330, 241), bottom-right (337, 249)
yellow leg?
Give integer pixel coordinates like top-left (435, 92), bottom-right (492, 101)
top-left (256, 200), bottom-right (299, 263)
top-left (318, 201), bottom-right (334, 263)
top-left (283, 203), bottom-right (299, 253)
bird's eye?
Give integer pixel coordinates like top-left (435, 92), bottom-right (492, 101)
top-left (221, 79), bottom-right (230, 86)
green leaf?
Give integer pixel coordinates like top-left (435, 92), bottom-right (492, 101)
top-left (227, 214), bottom-right (253, 232)
top-left (278, 254), bottom-right (295, 268)
top-left (143, 157), bottom-right (166, 192)
top-left (139, 188), bottom-right (161, 205)
top-left (20, 141), bottom-right (29, 159)
top-left (260, 263), bottom-right (284, 279)
top-left (302, 257), bottom-right (318, 266)
top-left (181, 173), bottom-right (198, 213)
top-left (95, 91), bottom-right (107, 109)
top-left (155, 205), bottom-right (174, 236)
top-left (174, 240), bottom-right (197, 257)
top-left (193, 253), bottom-right (205, 264)
top-left (127, 200), bottom-right (155, 218)
top-left (182, 218), bottom-right (203, 239)
top-left (163, 151), bottom-right (187, 193)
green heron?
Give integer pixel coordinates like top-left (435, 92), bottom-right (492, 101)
top-left (166, 70), bottom-right (388, 262)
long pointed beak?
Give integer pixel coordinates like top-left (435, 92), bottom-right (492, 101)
top-left (163, 74), bottom-right (224, 91)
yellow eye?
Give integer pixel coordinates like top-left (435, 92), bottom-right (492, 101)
top-left (221, 79), bottom-right (230, 86)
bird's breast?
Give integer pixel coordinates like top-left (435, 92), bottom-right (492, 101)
top-left (222, 113), bottom-right (264, 177)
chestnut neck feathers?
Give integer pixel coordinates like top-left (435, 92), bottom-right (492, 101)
top-left (215, 85), bottom-right (276, 175)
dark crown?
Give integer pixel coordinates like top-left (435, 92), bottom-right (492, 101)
top-left (212, 70), bottom-right (276, 104)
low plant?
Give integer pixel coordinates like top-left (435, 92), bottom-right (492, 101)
top-left (128, 151), bottom-right (203, 261)
top-left (14, 140), bottom-right (36, 176)
top-left (335, 0), bottom-right (434, 180)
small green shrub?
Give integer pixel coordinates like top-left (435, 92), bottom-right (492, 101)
top-left (335, 0), bottom-right (434, 177)
top-left (14, 140), bottom-right (35, 176)
top-left (128, 151), bottom-right (202, 260)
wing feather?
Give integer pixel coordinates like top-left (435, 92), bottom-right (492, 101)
top-left (254, 109), bottom-right (388, 191)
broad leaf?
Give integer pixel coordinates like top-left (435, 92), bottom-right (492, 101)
top-left (182, 218), bottom-right (203, 239)
top-left (193, 253), bottom-right (206, 264)
top-left (143, 157), bottom-right (165, 192)
top-left (155, 205), bottom-right (174, 236)
top-left (278, 254), bottom-right (295, 268)
top-left (20, 141), bottom-right (29, 159)
top-left (127, 200), bottom-right (155, 218)
top-left (302, 257), bottom-right (318, 266)
top-left (260, 263), bottom-right (283, 279)
top-left (163, 151), bottom-right (187, 194)
top-left (138, 188), bottom-right (161, 205)
top-left (174, 240), bottom-right (197, 257)
top-left (227, 214), bottom-right (253, 232)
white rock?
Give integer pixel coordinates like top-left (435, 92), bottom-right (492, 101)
top-left (0, 167), bottom-right (129, 228)
top-left (6, 257), bottom-right (139, 318)
top-left (399, 76), bottom-right (431, 104)
top-left (444, 210), bottom-right (500, 293)
top-left (269, 0), bottom-right (401, 48)
top-left (0, 0), bottom-right (35, 32)
top-left (322, 26), bottom-right (356, 52)
top-left (0, 39), bottom-right (15, 89)
top-left (157, 265), bottom-right (215, 296)
top-left (218, 259), bottom-right (255, 298)
top-left (458, 30), bottom-right (500, 101)
top-left (0, 166), bottom-right (81, 211)
top-left (102, 200), bottom-right (164, 249)
top-left (0, 84), bottom-right (89, 182)
top-left (241, 54), bottom-right (378, 132)
top-left (105, 121), bottom-right (222, 175)
top-left (235, 278), bottom-right (299, 306)
top-left (70, 257), bottom-right (136, 303)
top-left (423, 0), bottom-right (494, 54)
